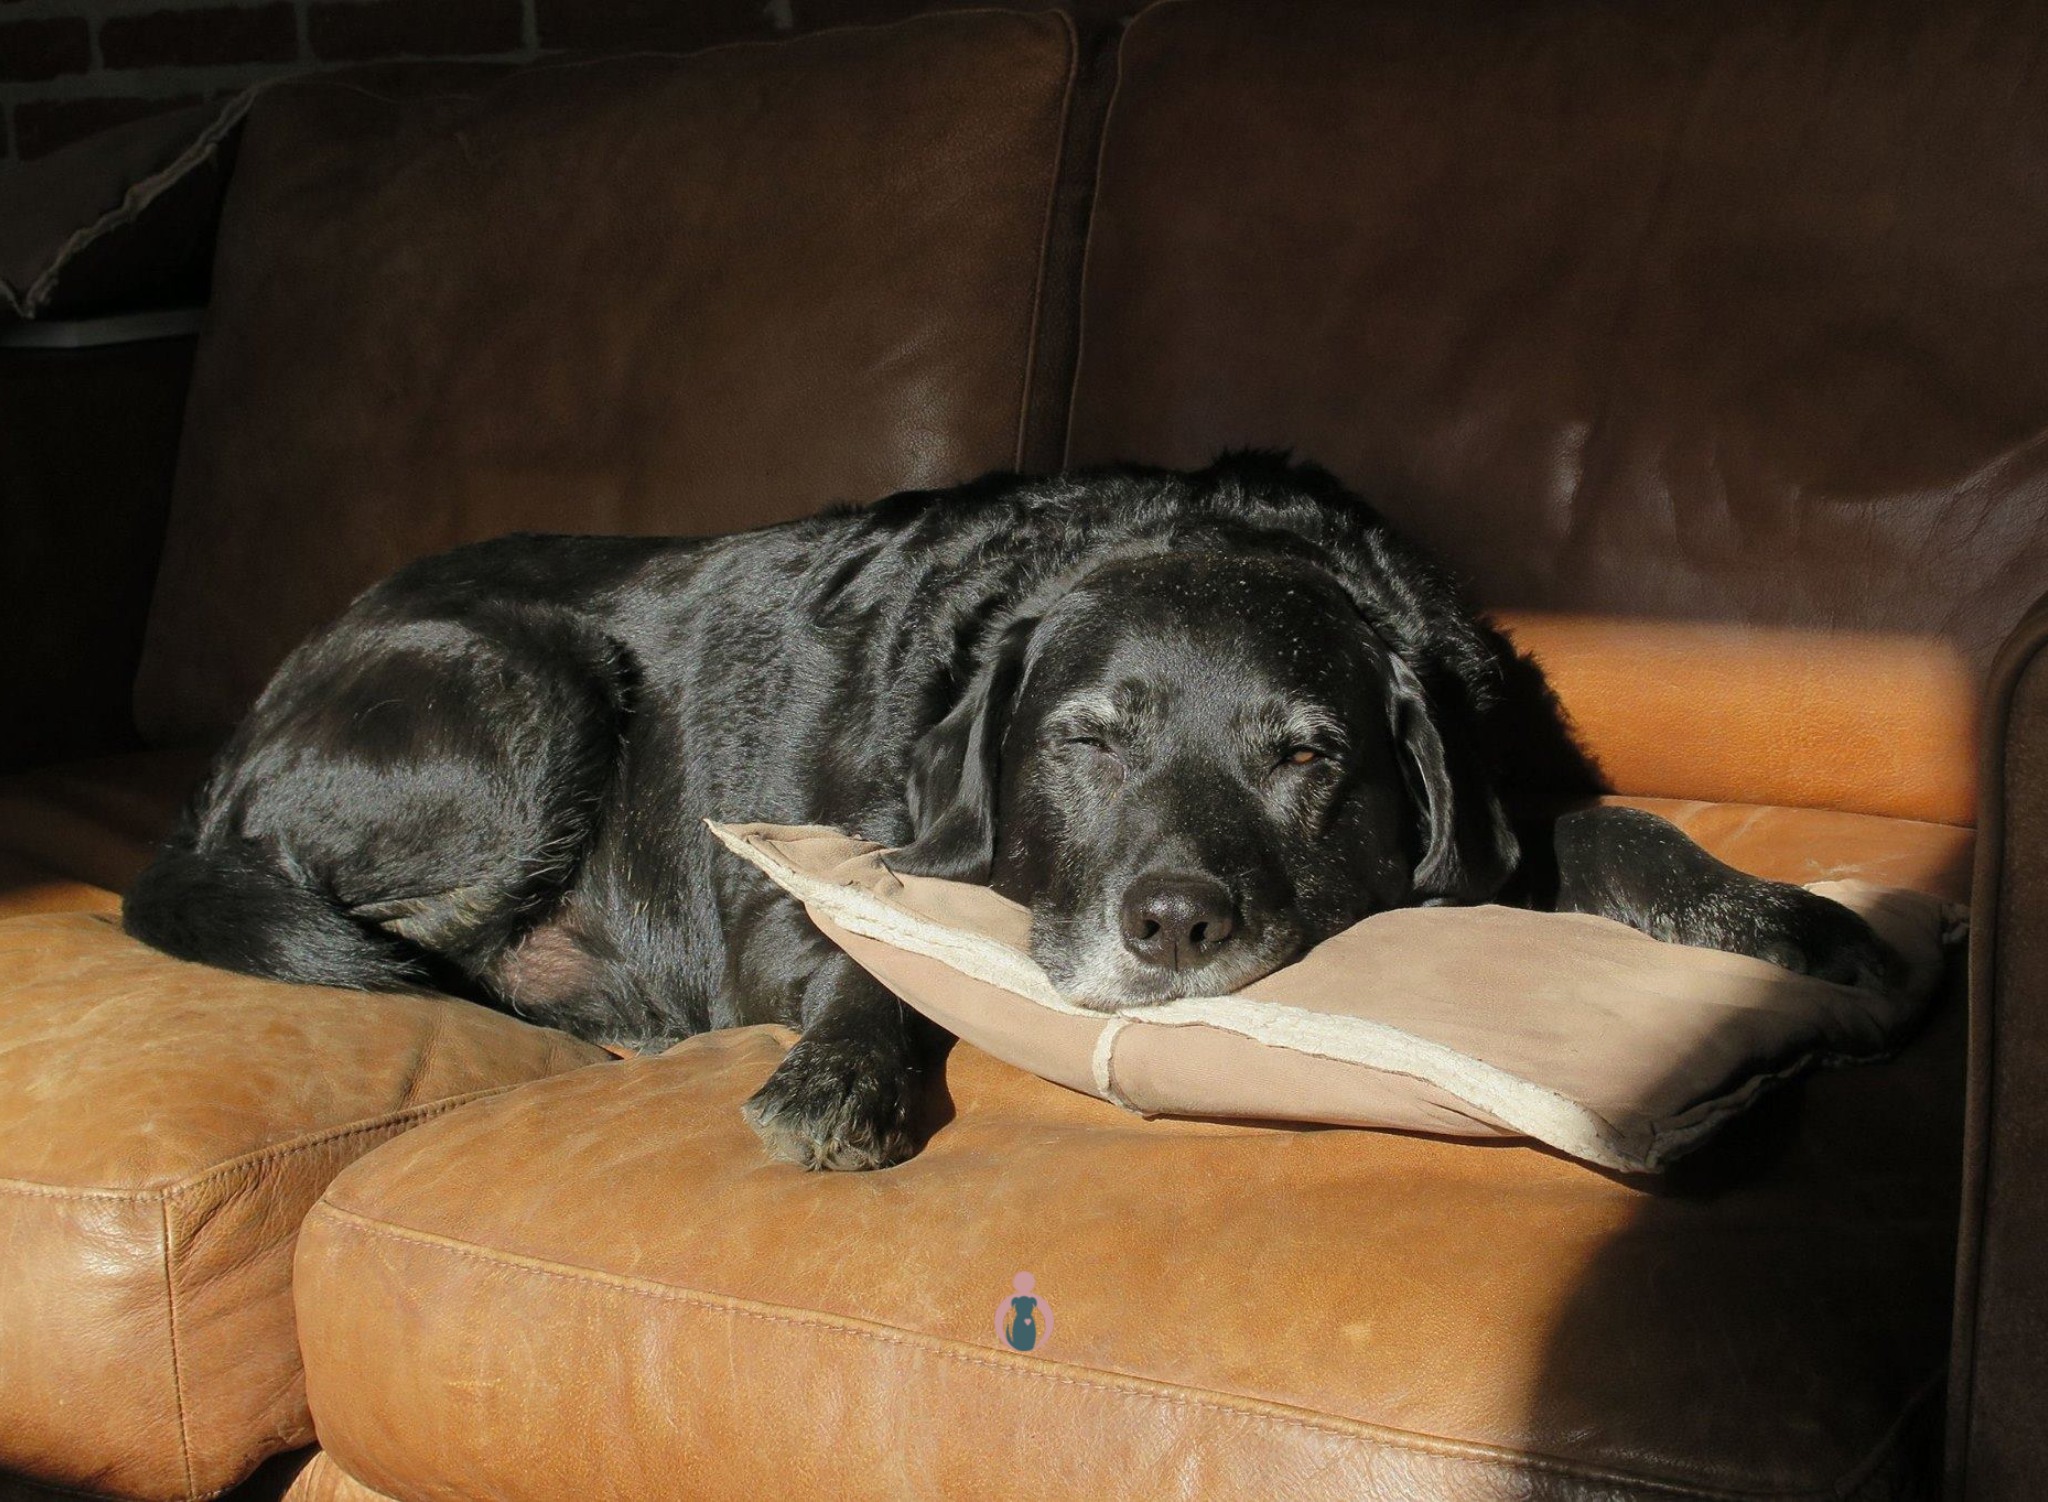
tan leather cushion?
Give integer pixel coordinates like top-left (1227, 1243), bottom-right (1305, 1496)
top-left (1067, 0), bottom-right (2048, 824)
top-left (294, 805), bottom-right (1967, 1501)
top-left (0, 748), bottom-right (211, 918)
top-left (1498, 614), bottom-right (1981, 825)
top-left (0, 915), bottom-right (607, 1502)
top-left (137, 12), bottom-right (1076, 743)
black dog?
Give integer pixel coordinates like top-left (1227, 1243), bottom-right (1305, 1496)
top-left (124, 454), bottom-right (1897, 1168)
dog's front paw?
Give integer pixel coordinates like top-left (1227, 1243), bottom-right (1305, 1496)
top-left (1698, 879), bottom-right (1906, 994)
top-left (741, 1037), bottom-right (919, 1171)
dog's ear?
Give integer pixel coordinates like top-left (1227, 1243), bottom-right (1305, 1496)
top-left (892, 617), bottom-right (1036, 883)
top-left (1385, 650), bottom-right (1518, 904)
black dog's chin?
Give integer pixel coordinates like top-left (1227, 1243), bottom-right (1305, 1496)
top-left (1030, 929), bottom-right (1304, 1012)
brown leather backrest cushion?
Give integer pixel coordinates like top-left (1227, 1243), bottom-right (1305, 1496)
top-left (136, 13), bottom-right (1075, 744)
top-left (1069, 0), bottom-right (2048, 823)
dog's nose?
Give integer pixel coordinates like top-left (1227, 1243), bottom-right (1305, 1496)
top-left (1119, 874), bottom-right (1238, 971)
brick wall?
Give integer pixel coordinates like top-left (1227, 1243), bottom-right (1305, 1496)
top-left (0, 0), bottom-right (976, 163)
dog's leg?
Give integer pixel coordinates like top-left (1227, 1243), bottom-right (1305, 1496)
top-left (1545, 805), bottom-right (1902, 990)
top-left (741, 950), bottom-right (949, 1171)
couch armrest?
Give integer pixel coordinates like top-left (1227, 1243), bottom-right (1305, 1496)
top-left (1949, 588), bottom-right (2048, 1499)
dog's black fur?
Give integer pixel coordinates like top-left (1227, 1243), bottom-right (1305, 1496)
top-left (125, 455), bottom-right (1899, 1168)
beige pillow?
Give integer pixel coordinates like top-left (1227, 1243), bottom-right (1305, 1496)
top-left (710, 822), bottom-right (1963, 1173)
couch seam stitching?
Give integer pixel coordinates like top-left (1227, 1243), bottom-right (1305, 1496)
top-left (308, 1202), bottom-right (1924, 1501)
top-left (163, 1091), bottom-right (515, 1199)
top-left (160, 1196), bottom-right (198, 1500)
top-left (1055, 0), bottom-right (1153, 470)
top-left (0, 1087), bottom-right (538, 1203)
top-left (1009, 10), bottom-right (1077, 471)
top-left (0, 1177), bottom-right (165, 1202)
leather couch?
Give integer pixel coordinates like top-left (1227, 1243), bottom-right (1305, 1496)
top-left (2, 3), bottom-right (2042, 1498)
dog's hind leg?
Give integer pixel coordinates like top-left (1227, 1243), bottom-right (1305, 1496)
top-left (126, 603), bottom-right (633, 997)
top-left (1544, 805), bottom-right (1903, 991)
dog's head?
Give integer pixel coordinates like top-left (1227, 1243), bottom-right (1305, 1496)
top-left (893, 546), bottom-right (1518, 1009)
